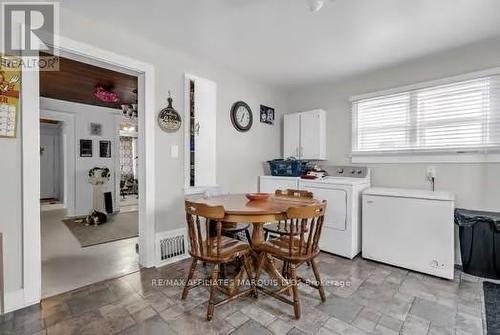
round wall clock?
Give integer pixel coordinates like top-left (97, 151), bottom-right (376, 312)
top-left (230, 101), bottom-right (253, 132)
top-left (158, 95), bottom-right (182, 133)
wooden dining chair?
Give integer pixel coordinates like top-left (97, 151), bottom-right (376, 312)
top-left (276, 189), bottom-right (314, 198)
top-left (263, 189), bottom-right (314, 240)
top-left (254, 201), bottom-right (327, 319)
top-left (182, 200), bottom-right (256, 321)
top-left (204, 188), bottom-right (252, 246)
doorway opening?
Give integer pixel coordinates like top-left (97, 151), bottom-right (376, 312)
top-left (39, 53), bottom-right (142, 298)
top-left (40, 118), bottom-right (64, 211)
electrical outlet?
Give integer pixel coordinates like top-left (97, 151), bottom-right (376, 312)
top-left (426, 166), bottom-right (437, 180)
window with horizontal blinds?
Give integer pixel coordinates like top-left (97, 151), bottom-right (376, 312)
top-left (352, 76), bottom-right (500, 154)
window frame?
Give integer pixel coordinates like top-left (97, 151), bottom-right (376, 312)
top-left (350, 67), bottom-right (500, 164)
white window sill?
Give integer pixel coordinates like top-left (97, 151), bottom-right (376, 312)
top-left (351, 152), bottom-right (500, 164)
top-left (183, 185), bottom-right (219, 196)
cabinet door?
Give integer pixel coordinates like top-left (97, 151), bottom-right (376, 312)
top-left (194, 77), bottom-right (217, 186)
top-left (283, 113), bottom-right (300, 159)
top-left (300, 110), bottom-right (326, 160)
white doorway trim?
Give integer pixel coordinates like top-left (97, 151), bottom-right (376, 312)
top-left (20, 35), bottom-right (156, 309)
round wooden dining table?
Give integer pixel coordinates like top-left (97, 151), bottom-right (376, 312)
top-left (191, 193), bottom-right (321, 293)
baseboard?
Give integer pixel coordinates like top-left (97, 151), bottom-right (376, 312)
top-left (5, 289), bottom-right (28, 313)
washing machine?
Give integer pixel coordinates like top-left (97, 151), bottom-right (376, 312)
top-left (299, 166), bottom-right (370, 259)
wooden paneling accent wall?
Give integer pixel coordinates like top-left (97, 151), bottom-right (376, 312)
top-left (40, 55), bottom-right (138, 110)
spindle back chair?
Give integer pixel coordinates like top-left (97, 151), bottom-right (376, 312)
top-left (255, 201), bottom-right (327, 319)
top-left (182, 200), bottom-right (256, 320)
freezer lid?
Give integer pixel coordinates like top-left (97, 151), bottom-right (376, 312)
top-left (363, 187), bottom-right (455, 201)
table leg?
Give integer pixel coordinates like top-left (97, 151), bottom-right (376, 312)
top-left (224, 223), bottom-right (290, 295)
top-left (252, 224), bottom-right (290, 293)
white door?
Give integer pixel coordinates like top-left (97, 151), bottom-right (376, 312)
top-left (302, 185), bottom-right (347, 231)
top-left (300, 110), bottom-right (323, 160)
top-left (40, 132), bottom-right (56, 199)
top-left (283, 113), bottom-right (300, 159)
top-left (193, 77), bottom-right (217, 187)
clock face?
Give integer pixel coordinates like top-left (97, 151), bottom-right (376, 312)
top-left (231, 101), bottom-right (253, 132)
top-left (236, 106), bottom-right (251, 128)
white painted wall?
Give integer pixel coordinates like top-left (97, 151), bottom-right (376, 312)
top-left (286, 38), bottom-right (500, 266)
top-left (286, 37), bottom-right (500, 212)
top-left (41, 98), bottom-right (120, 216)
top-left (0, 6), bottom-right (287, 299)
top-left (53, 8), bottom-right (288, 233)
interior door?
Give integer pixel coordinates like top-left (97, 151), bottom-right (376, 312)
top-left (40, 131), bottom-right (56, 199)
top-left (283, 113), bottom-right (300, 159)
top-left (300, 110), bottom-right (321, 159)
top-left (303, 185), bottom-right (347, 231)
top-left (193, 76), bottom-right (217, 186)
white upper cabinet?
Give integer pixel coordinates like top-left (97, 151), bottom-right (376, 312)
top-left (185, 74), bottom-right (217, 189)
top-left (283, 109), bottom-right (326, 160)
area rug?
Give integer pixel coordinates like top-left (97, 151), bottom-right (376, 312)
top-left (63, 211), bottom-right (138, 247)
top-left (484, 281), bottom-right (500, 335)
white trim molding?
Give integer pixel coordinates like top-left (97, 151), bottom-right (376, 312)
top-left (352, 152), bottom-right (500, 164)
top-left (21, 53), bottom-right (42, 309)
top-left (18, 35), bottom-right (156, 312)
top-left (4, 289), bottom-right (25, 313)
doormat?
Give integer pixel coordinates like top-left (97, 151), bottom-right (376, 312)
top-left (63, 211), bottom-right (138, 247)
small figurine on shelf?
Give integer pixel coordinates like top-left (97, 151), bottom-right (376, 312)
top-left (86, 167), bottom-right (111, 226)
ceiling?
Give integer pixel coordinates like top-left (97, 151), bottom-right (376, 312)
top-left (60, 0), bottom-right (500, 89)
top-left (40, 54), bottom-right (138, 109)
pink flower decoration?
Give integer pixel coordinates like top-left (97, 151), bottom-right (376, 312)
top-left (94, 87), bottom-right (120, 103)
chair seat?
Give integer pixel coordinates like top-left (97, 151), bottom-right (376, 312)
top-left (263, 222), bottom-right (308, 236)
top-left (190, 236), bottom-right (251, 263)
top-left (253, 236), bottom-right (319, 262)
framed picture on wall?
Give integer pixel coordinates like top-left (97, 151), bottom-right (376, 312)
top-left (80, 139), bottom-right (93, 157)
top-left (99, 140), bottom-right (111, 158)
top-left (260, 105), bottom-right (275, 125)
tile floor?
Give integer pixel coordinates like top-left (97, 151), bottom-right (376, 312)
top-left (42, 209), bottom-right (139, 298)
top-left (3, 252), bottom-right (489, 335)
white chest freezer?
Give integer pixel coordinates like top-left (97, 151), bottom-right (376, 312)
top-left (362, 187), bottom-right (455, 279)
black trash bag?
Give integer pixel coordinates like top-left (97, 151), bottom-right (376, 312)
top-left (455, 208), bottom-right (500, 279)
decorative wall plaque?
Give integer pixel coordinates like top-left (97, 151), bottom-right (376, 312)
top-left (158, 91), bottom-right (181, 133)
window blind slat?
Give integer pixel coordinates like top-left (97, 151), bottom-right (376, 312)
top-left (353, 75), bottom-right (500, 153)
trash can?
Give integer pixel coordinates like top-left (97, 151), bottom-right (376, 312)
top-left (454, 208), bottom-right (500, 279)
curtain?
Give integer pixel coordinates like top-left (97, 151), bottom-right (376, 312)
top-left (120, 137), bottom-right (136, 177)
